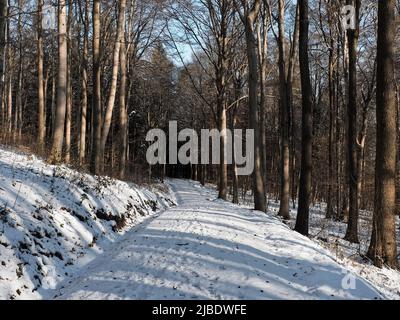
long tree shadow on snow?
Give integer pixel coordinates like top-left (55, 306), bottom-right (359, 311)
top-left (54, 187), bottom-right (383, 300)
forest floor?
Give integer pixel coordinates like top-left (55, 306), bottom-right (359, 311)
top-left (271, 202), bottom-right (400, 300)
top-left (0, 146), bottom-right (174, 300)
top-left (52, 179), bottom-right (386, 300)
top-left (0, 146), bottom-right (398, 300)
top-left (236, 190), bottom-right (400, 300)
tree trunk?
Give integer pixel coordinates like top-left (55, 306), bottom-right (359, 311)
top-left (326, 50), bottom-right (335, 219)
top-left (257, 1), bottom-right (269, 192)
top-left (5, 3), bottom-right (10, 139)
top-left (244, 0), bottom-right (266, 212)
top-left (79, 0), bottom-right (89, 165)
top-left (15, 0), bottom-right (22, 143)
top-left (344, 0), bottom-right (360, 244)
top-left (48, 0), bottom-right (68, 163)
top-left (64, 2), bottom-right (73, 164)
top-left (277, 0), bottom-right (290, 220)
top-left (326, 5), bottom-right (335, 219)
top-left (217, 100), bottom-right (228, 200)
top-left (231, 97), bottom-right (239, 205)
top-left (201, 164), bottom-right (206, 186)
top-left (367, 0), bottom-right (399, 269)
top-left (288, 4), bottom-right (299, 210)
top-left (335, 33), bottom-right (342, 219)
top-left (294, 0), bottom-right (313, 236)
top-left (6, 69), bottom-right (11, 138)
top-left (100, 0), bottom-right (127, 172)
top-left (37, 0), bottom-right (46, 154)
top-left (0, 0), bottom-right (6, 113)
top-left (119, 38), bottom-right (128, 179)
top-left (51, 68), bottom-right (56, 137)
top-left (91, 0), bottom-right (102, 175)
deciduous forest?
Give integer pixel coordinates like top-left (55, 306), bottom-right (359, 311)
top-left (0, 0), bottom-right (399, 301)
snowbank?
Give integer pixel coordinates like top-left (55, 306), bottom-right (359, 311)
top-left (0, 147), bottom-right (175, 300)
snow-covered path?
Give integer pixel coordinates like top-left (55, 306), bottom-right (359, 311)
top-left (54, 179), bottom-right (383, 300)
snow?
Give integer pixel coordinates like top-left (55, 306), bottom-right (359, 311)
top-left (0, 146), bottom-right (175, 300)
top-left (53, 179), bottom-right (384, 300)
top-left (235, 192), bottom-right (400, 300)
top-left (261, 201), bottom-right (400, 300)
top-left (0, 145), bottom-right (396, 300)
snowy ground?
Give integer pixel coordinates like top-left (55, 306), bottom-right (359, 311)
top-left (0, 146), bottom-right (396, 300)
top-left (53, 179), bottom-right (384, 300)
top-left (0, 147), bottom-right (174, 300)
top-left (262, 202), bottom-right (400, 300)
top-left (231, 191), bottom-right (400, 300)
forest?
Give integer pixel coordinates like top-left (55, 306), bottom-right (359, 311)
top-left (0, 0), bottom-right (399, 300)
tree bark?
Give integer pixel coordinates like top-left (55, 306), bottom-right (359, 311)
top-left (325, 2), bottom-right (335, 219)
top-left (294, 0), bottom-right (313, 236)
top-left (64, 2), bottom-right (73, 164)
top-left (344, 0), bottom-right (360, 244)
top-left (100, 0), bottom-right (127, 172)
top-left (119, 38), bottom-right (128, 179)
top-left (48, 0), bottom-right (68, 163)
top-left (37, 0), bottom-right (46, 154)
top-left (232, 87), bottom-right (240, 205)
top-left (91, 0), bottom-right (102, 175)
top-left (257, 1), bottom-right (269, 193)
top-left (288, 4), bottom-right (299, 210)
top-left (5, 2), bottom-right (10, 139)
top-left (0, 0), bottom-right (6, 112)
top-left (6, 66), bottom-right (11, 138)
top-left (243, 0), bottom-right (266, 212)
top-left (367, 0), bottom-right (399, 269)
top-left (15, 0), bottom-right (23, 142)
top-left (217, 100), bottom-right (228, 200)
top-left (79, 0), bottom-right (89, 165)
top-left (277, 0), bottom-right (290, 220)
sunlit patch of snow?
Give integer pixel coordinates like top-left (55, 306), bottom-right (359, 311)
top-left (0, 146), bottom-right (175, 300)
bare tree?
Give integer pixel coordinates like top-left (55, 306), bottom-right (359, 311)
top-left (257, 0), bottom-right (269, 193)
top-left (91, 0), bottom-right (102, 174)
top-left (119, 23), bottom-right (128, 179)
top-left (367, 0), bottom-right (399, 269)
top-left (100, 0), bottom-right (127, 171)
top-left (294, 0), bottom-right (313, 236)
top-left (0, 0), bottom-right (6, 110)
top-left (277, 0), bottom-right (291, 220)
top-left (48, 0), bottom-right (68, 163)
top-left (37, 0), bottom-right (46, 154)
top-left (344, 0), bottom-right (361, 244)
top-left (236, 0), bottom-right (266, 212)
top-left (64, 1), bottom-right (73, 164)
top-left (78, 0), bottom-right (89, 165)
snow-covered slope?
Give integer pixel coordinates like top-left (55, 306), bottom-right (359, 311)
top-left (268, 200), bottom-right (400, 300)
top-left (228, 187), bottom-right (400, 300)
top-left (0, 147), bottom-right (175, 300)
top-left (54, 179), bottom-right (384, 300)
